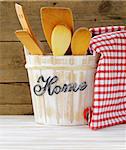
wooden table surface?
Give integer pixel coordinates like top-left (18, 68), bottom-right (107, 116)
top-left (0, 115), bottom-right (125, 150)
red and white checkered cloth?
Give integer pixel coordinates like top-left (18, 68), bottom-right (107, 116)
top-left (84, 26), bottom-right (126, 130)
top-left (90, 26), bottom-right (126, 36)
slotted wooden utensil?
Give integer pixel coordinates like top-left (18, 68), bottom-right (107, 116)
top-left (15, 30), bottom-right (43, 55)
top-left (71, 27), bottom-right (92, 55)
top-left (40, 7), bottom-right (74, 49)
top-left (51, 25), bottom-right (71, 56)
top-left (15, 3), bottom-right (44, 54)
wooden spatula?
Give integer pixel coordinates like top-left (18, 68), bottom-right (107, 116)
top-left (15, 30), bottom-right (43, 55)
top-left (15, 3), bottom-right (44, 54)
top-left (40, 7), bottom-right (74, 49)
top-left (71, 27), bottom-right (92, 55)
top-left (51, 25), bottom-right (71, 56)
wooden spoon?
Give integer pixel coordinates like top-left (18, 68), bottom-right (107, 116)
top-left (71, 27), bottom-right (92, 55)
top-left (15, 3), bottom-right (44, 54)
top-left (15, 30), bottom-right (43, 55)
top-left (51, 25), bottom-right (71, 56)
top-left (40, 7), bottom-right (74, 49)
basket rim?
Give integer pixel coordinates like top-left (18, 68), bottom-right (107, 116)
top-left (24, 47), bottom-right (96, 58)
top-left (26, 54), bottom-right (96, 59)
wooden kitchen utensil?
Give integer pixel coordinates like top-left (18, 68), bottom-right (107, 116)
top-left (40, 7), bottom-right (74, 49)
top-left (15, 3), bottom-right (44, 54)
top-left (15, 30), bottom-right (43, 55)
top-left (51, 25), bottom-right (71, 56)
top-left (71, 27), bottom-right (92, 55)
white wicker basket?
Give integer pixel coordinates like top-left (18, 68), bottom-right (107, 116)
top-left (24, 48), bottom-right (97, 125)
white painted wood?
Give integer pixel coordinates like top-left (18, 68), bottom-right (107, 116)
top-left (0, 116), bottom-right (125, 150)
top-left (24, 48), bottom-right (98, 125)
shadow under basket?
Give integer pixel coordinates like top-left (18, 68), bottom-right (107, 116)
top-left (24, 48), bottom-right (98, 125)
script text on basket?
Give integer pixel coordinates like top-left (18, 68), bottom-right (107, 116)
top-left (33, 75), bottom-right (87, 96)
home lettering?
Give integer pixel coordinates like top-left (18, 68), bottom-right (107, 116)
top-left (33, 75), bottom-right (87, 96)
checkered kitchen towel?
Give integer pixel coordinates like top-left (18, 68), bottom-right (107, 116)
top-left (84, 26), bottom-right (126, 130)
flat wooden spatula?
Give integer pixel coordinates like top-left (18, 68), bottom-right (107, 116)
top-left (15, 3), bottom-right (44, 54)
top-left (71, 27), bottom-right (92, 55)
top-left (15, 30), bottom-right (43, 55)
top-left (51, 25), bottom-right (71, 56)
top-left (40, 7), bottom-right (74, 49)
